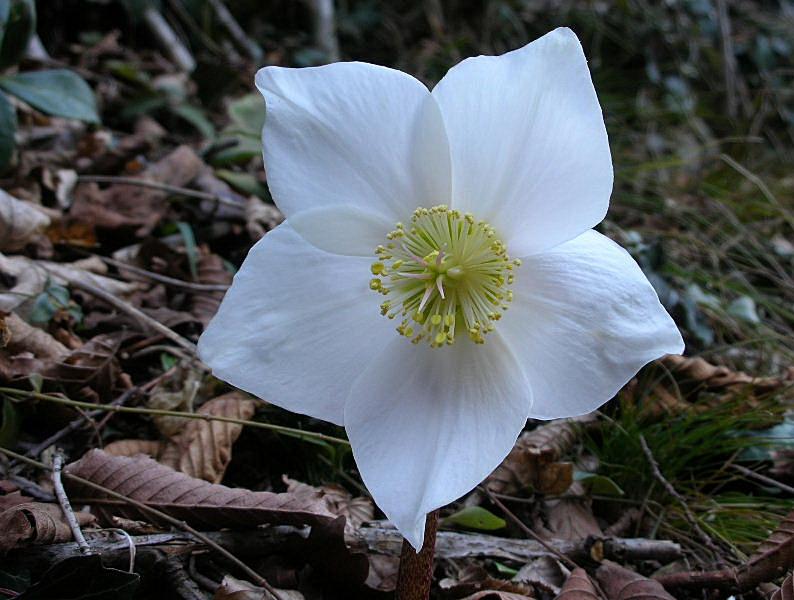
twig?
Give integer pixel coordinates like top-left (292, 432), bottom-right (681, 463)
top-left (77, 175), bottom-right (241, 210)
top-left (719, 154), bottom-right (794, 230)
top-left (52, 451), bottom-right (92, 556)
top-left (730, 464), bottom-right (794, 495)
top-left (24, 387), bottom-right (141, 458)
top-left (396, 510), bottom-right (438, 600)
top-left (639, 434), bottom-right (724, 562)
top-left (480, 485), bottom-right (580, 571)
top-left (143, 6), bottom-right (196, 72)
top-left (207, 0), bottom-right (262, 62)
top-left (95, 255), bottom-right (229, 292)
top-left (0, 387), bottom-right (351, 446)
top-left (0, 447), bottom-right (281, 600)
top-left (64, 276), bottom-right (199, 356)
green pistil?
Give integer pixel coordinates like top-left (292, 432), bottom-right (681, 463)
top-left (370, 205), bottom-right (520, 347)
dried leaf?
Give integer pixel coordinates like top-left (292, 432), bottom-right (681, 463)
top-left (70, 146), bottom-right (204, 236)
top-left (771, 572), bottom-right (794, 600)
top-left (736, 509), bottom-right (794, 589)
top-left (159, 392), bottom-right (257, 483)
top-left (245, 196), bottom-right (283, 239)
top-left (440, 566), bottom-right (535, 598)
top-left (190, 249), bottom-right (232, 327)
top-left (213, 575), bottom-right (303, 600)
top-left (486, 416), bottom-right (595, 496)
top-left (148, 368), bottom-right (202, 438)
top-left (0, 502), bottom-right (97, 552)
top-left (459, 593), bottom-right (534, 600)
top-left (555, 568), bottom-right (600, 599)
top-left (103, 439), bottom-right (163, 458)
top-left (0, 189), bottom-right (50, 252)
top-left (283, 476), bottom-right (374, 534)
top-left (46, 331), bottom-right (129, 398)
top-left (364, 554), bottom-right (399, 592)
top-left (2, 311), bottom-right (69, 359)
top-left (514, 557), bottom-right (568, 596)
top-left (596, 561), bottom-right (674, 600)
top-left (542, 493), bottom-right (603, 541)
top-left (64, 449), bottom-right (335, 528)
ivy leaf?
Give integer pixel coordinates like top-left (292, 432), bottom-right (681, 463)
top-left (0, 69), bottom-right (99, 123)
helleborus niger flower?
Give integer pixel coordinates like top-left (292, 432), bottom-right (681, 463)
top-left (198, 27), bottom-right (684, 550)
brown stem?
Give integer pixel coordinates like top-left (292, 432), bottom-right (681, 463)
top-left (395, 510), bottom-right (439, 600)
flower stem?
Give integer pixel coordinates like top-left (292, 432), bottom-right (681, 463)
top-left (395, 510), bottom-right (439, 600)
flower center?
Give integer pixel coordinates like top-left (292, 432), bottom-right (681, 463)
top-left (370, 205), bottom-right (520, 347)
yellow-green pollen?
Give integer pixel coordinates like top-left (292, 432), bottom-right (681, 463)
top-left (370, 205), bottom-right (520, 347)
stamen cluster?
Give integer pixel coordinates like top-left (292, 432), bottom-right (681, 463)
top-left (370, 205), bottom-right (520, 347)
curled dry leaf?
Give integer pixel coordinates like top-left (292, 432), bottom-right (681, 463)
top-left (555, 568), bottom-right (600, 599)
top-left (190, 248), bottom-right (232, 327)
top-left (596, 561), bottom-right (674, 600)
top-left (64, 449), bottom-right (335, 528)
top-left (771, 572), bottom-right (793, 600)
top-left (148, 367), bottom-right (202, 438)
top-left (159, 392), bottom-right (257, 483)
top-left (2, 311), bottom-right (69, 359)
top-left (284, 476), bottom-right (374, 534)
top-left (0, 502), bottom-right (97, 552)
top-left (514, 556), bottom-right (568, 596)
top-left (486, 415), bottom-right (595, 496)
top-left (0, 189), bottom-right (51, 252)
top-left (45, 331), bottom-right (130, 398)
top-left (245, 196), bottom-right (284, 239)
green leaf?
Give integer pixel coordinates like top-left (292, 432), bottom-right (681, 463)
top-left (0, 90), bottom-right (16, 171)
top-left (0, 0), bottom-right (35, 70)
top-left (171, 103), bottom-right (215, 139)
top-left (227, 93), bottom-right (265, 135)
top-left (210, 136), bottom-right (262, 166)
top-left (441, 506), bottom-right (506, 531)
top-left (574, 471), bottom-right (625, 496)
top-left (0, 69), bottom-right (99, 123)
top-left (215, 169), bottom-right (269, 199)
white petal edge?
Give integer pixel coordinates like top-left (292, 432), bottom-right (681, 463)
top-left (500, 229), bottom-right (684, 420)
top-left (344, 335), bottom-right (532, 549)
top-left (256, 62), bottom-right (451, 225)
top-left (289, 205), bottom-right (392, 257)
top-left (198, 222), bottom-right (394, 425)
top-left (432, 27), bottom-right (613, 257)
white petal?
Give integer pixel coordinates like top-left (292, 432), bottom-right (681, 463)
top-left (501, 230), bottom-right (684, 420)
top-left (432, 28), bottom-right (613, 257)
top-left (198, 222), bottom-right (393, 426)
top-left (344, 336), bottom-right (532, 549)
top-left (256, 62), bottom-right (451, 227)
top-left (289, 205), bottom-right (391, 256)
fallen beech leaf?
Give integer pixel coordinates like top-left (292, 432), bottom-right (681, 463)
top-left (46, 331), bottom-right (129, 398)
top-left (736, 509), bottom-right (794, 589)
top-left (364, 554), bottom-right (399, 592)
top-left (542, 494), bottom-right (602, 541)
top-left (0, 502), bottom-right (97, 552)
top-left (190, 249), bottom-right (232, 327)
top-left (64, 449), bottom-right (335, 528)
top-left (284, 476), bottom-right (374, 534)
top-left (0, 189), bottom-right (50, 252)
top-left (555, 568), bottom-right (600, 599)
top-left (159, 392), bottom-right (257, 483)
top-left (771, 571), bottom-right (793, 600)
top-left (596, 561), bottom-right (674, 600)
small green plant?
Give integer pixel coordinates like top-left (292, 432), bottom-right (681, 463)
top-left (0, 0), bottom-right (100, 169)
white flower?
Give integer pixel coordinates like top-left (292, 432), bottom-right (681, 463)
top-left (198, 27), bottom-right (684, 550)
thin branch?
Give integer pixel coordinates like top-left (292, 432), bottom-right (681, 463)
top-left (52, 451), bottom-right (92, 555)
top-left (95, 255), bottom-right (229, 292)
top-left (143, 6), bottom-right (196, 72)
top-left (77, 175), bottom-right (241, 209)
top-left (0, 387), bottom-right (350, 446)
top-left (639, 434), bottom-right (724, 563)
top-left (0, 447), bottom-right (281, 600)
top-left (730, 464), bottom-right (794, 495)
top-left (207, 0), bottom-right (262, 62)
